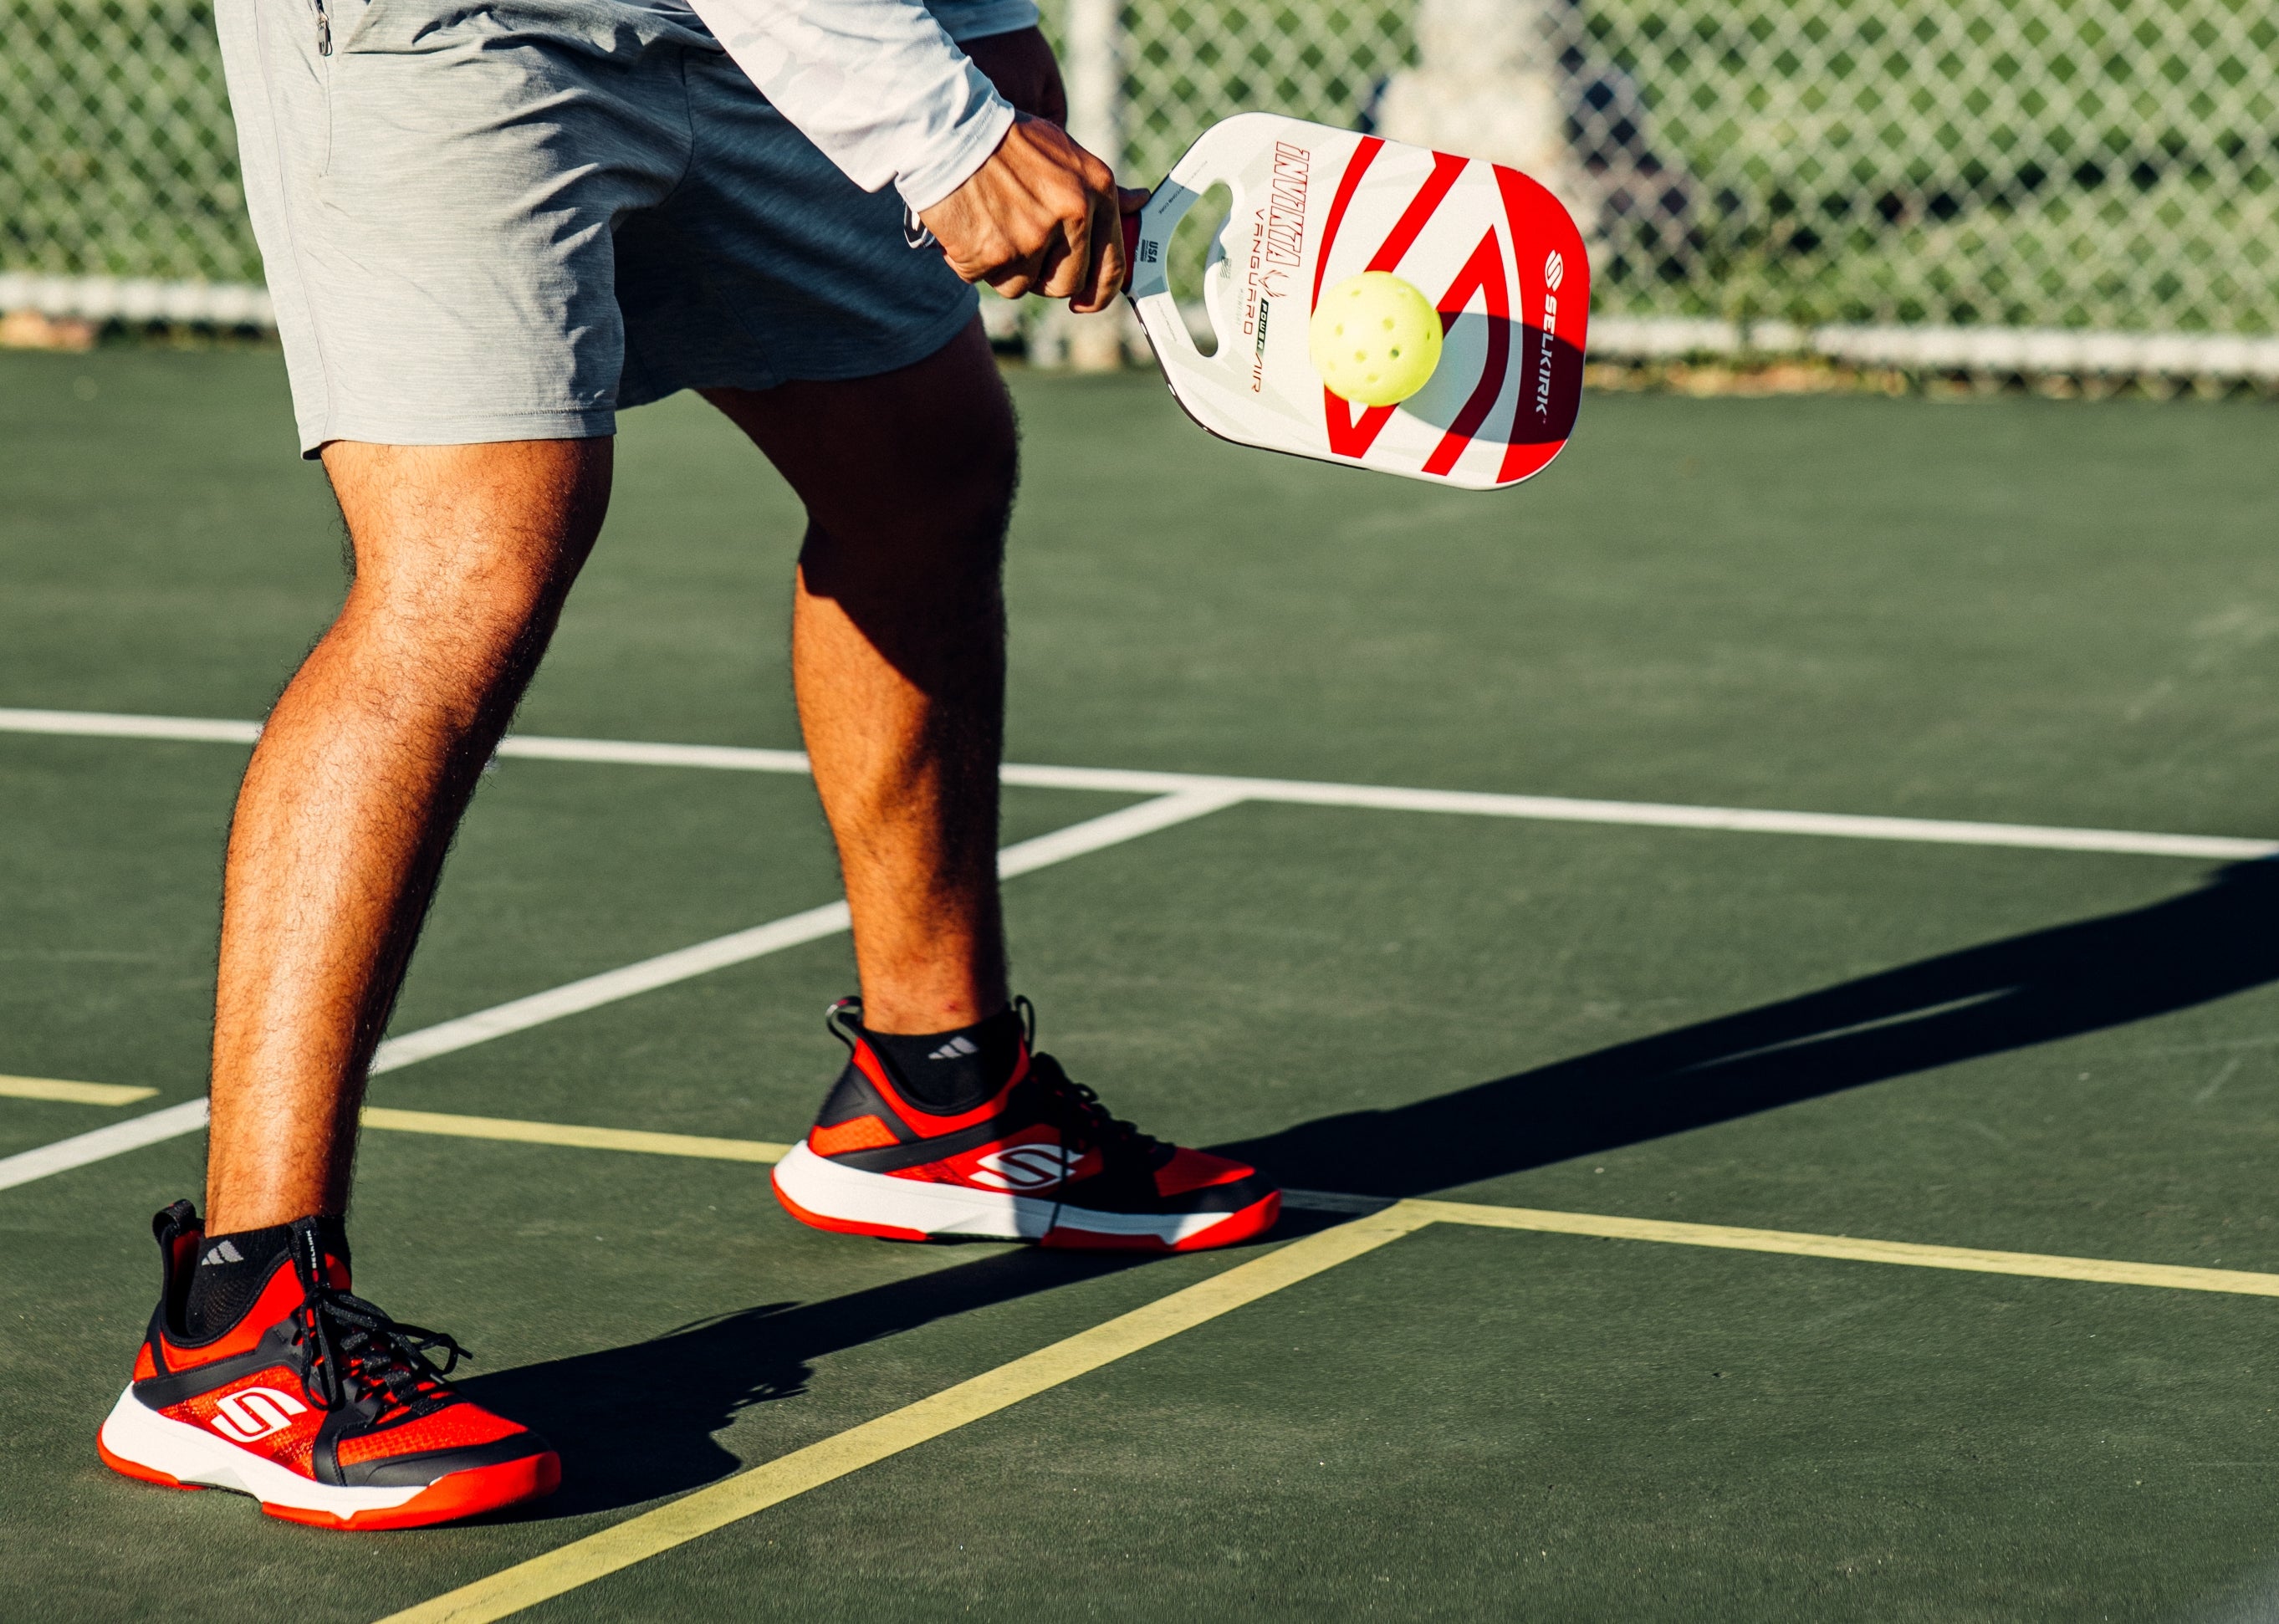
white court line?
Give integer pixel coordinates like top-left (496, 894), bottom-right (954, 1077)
top-left (366, 901), bottom-right (854, 1074)
top-left (0, 1099), bottom-right (212, 1194)
top-left (370, 787), bottom-right (1239, 1072)
top-left (0, 707), bottom-right (262, 746)
top-left (496, 734), bottom-right (809, 774)
top-left (3, 705), bottom-right (2271, 862)
top-left (0, 789), bottom-right (1238, 1197)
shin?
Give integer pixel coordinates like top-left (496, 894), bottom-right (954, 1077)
top-left (203, 437), bottom-right (611, 1231)
top-left (707, 320), bottom-right (1018, 1035)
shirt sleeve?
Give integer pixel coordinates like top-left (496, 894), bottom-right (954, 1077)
top-left (925, 0), bottom-right (1041, 42)
top-left (684, 0), bottom-right (1018, 212)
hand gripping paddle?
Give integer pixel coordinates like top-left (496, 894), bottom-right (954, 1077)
top-left (1119, 114), bottom-right (1589, 491)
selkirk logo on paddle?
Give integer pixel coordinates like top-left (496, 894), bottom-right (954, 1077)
top-left (1536, 251), bottom-right (1566, 421)
top-left (1127, 114), bottom-right (1588, 490)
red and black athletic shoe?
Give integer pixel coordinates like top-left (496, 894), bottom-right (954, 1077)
top-left (772, 998), bottom-right (1280, 1252)
top-left (96, 1202), bottom-right (559, 1530)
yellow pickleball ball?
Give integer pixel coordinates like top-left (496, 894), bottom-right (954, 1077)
top-left (1309, 272), bottom-right (1443, 406)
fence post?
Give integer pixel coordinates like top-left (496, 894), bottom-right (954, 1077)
top-left (1035, 0), bottom-right (1130, 370)
top-left (1063, 0), bottom-right (1122, 170)
top-left (1373, 0), bottom-right (1593, 236)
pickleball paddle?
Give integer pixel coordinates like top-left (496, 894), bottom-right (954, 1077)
top-left (1119, 113), bottom-right (1589, 491)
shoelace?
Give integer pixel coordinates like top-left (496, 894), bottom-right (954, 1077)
top-left (1027, 1052), bottom-right (1161, 1162)
top-left (288, 1225), bottom-right (468, 1420)
top-left (1011, 997), bottom-right (1158, 1162)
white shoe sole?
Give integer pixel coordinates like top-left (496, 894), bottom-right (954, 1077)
top-left (772, 1140), bottom-right (1257, 1247)
top-left (98, 1387), bottom-right (426, 1518)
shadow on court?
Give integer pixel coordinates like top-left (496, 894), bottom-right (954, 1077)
top-left (456, 1250), bottom-right (1137, 1519)
top-left (459, 861), bottom-right (2278, 1519)
top-left (457, 1207), bottom-right (1357, 1519)
top-left (1221, 857), bottom-right (2279, 1198)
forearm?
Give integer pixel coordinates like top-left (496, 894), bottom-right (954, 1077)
top-left (686, 0), bottom-right (1121, 306)
top-left (683, 0), bottom-right (1016, 209)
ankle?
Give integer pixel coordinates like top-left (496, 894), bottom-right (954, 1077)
top-left (860, 1005), bottom-right (1025, 1115)
top-left (857, 990), bottom-right (1010, 1034)
top-left (181, 1215), bottom-right (349, 1339)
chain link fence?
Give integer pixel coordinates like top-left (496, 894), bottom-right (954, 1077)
top-left (3, 0), bottom-right (251, 283)
top-left (1072, 0), bottom-right (2279, 354)
top-left (4, 0), bottom-right (2275, 355)
top-left (1562, 0), bottom-right (2276, 337)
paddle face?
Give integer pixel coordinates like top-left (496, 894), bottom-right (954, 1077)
top-left (1127, 115), bottom-right (1589, 491)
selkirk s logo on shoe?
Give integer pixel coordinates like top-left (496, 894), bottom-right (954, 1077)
top-left (207, 1385), bottom-right (308, 1443)
top-left (966, 1143), bottom-right (1075, 1192)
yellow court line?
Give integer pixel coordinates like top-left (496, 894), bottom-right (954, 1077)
top-left (354, 1106), bottom-right (2279, 1298)
top-left (359, 1107), bottom-right (790, 1164)
top-left (0, 1075), bottom-right (157, 1106)
top-left (376, 1203), bottom-right (1433, 1624)
top-left (1405, 1198), bottom-right (2279, 1298)
top-left (368, 1167), bottom-right (2279, 1624)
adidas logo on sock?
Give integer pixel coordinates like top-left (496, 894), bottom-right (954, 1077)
top-left (200, 1239), bottom-right (245, 1266)
top-left (926, 1035), bottom-right (980, 1061)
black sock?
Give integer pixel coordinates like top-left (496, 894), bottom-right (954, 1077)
top-left (863, 1007), bottom-right (1025, 1115)
top-left (182, 1217), bottom-right (348, 1340)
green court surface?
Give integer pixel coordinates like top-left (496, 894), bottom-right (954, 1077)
top-left (3, 345), bottom-right (2277, 1621)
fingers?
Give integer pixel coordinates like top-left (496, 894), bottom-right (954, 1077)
top-left (957, 221), bottom-right (1035, 300)
top-left (1037, 188), bottom-right (1094, 304)
top-left (1029, 136), bottom-right (1116, 306)
top-left (1069, 183), bottom-right (1124, 314)
top-left (978, 192), bottom-right (1051, 299)
top-left (1055, 146), bottom-right (1127, 312)
top-left (920, 116), bottom-right (1122, 309)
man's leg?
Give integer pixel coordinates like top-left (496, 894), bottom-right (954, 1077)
top-left (715, 323), bottom-right (1282, 1252)
top-left (96, 439), bottom-right (594, 1528)
top-left (204, 438), bottom-right (610, 1231)
top-left (704, 319), bottom-right (1015, 1038)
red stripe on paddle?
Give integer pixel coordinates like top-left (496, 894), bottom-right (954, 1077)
top-left (1365, 151), bottom-right (1469, 276)
top-left (1420, 229), bottom-right (1513, 477)
top-left (1311, 136), bottom-right (1384, 309)
top-left (1322, 147), bottom-right (1469, 461)
top-left (1494, 164), bottom-right (1589, 486)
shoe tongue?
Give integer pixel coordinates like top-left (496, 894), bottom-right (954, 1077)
top-left (287, 1215), bottom-right (354, 1291)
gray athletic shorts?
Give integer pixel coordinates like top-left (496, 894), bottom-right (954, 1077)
top-left (216, 0), bottom-right (979, 454)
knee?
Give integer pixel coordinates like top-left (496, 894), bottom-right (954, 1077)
top-left (943, 409), bottom-right (1018, 554)
top-left (876, 366), bottom-right (1017, 551)
top-left (352, 539), bottom-right (573, 641)
top-left (915, 379), bottom-right (1019, 570)
top-left (325, 438), bottom-right (606, 651)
